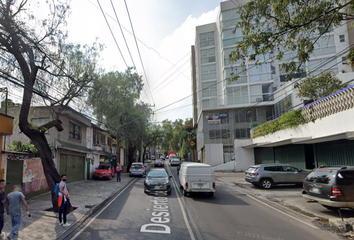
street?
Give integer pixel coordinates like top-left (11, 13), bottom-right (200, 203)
top-left (65, 162), bottom-right (343, 240)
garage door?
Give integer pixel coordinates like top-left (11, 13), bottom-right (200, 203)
top-left (60, 155), bottom-right (85, 183)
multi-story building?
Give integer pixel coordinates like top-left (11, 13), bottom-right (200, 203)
top-left (192, 0), bottom-right (352, 167)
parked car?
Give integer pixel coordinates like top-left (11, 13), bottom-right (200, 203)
top-left (144, 168), bottom-right (172, 195)
top-left (151, 155), bottom-right (155, 160)
top-left (179, 163), bottom-right (215, 197)
top-left (145, 159), bottom-right (152, 164)
top-left (160, 155), bottom-right (165, 160)
top-left (129, 163), bottom-right (146, 177)
top-left (166, 156), bottom-right (169, 160)
top-left (245, 164), bottom-right (312, 189)
top-left (93, 164), bottom-right (115, 180)
top-left (170, 158), bottom-right (181, 166)
top-left (302, 166), bottom-right (354, 210)
top-left (154, 159), bottom-right (164, 167)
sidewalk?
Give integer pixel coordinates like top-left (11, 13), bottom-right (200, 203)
top-left (215, 172), bottom-right (354, 233)
top-left (2, 172), bottom-right (133, 240)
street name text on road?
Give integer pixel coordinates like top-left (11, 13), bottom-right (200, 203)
top-left (140, 197), bottom-right (171, 234)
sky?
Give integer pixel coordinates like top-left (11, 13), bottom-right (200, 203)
top-left (65, 0), bottom-right (222, 122)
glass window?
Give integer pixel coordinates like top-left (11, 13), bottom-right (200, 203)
top-left (283, 166), bottom-right (299, 172)
top-left (235, 108), bottom-right (257, 123)
top-left (209, 130), bottom-right (221, 139)
top-left (202, 98), bottom-right (218, 108)
top-left (224, 66), bottom-right (247, 84)
top-left (225, 86), bottom-right (249, 105)
top-left (222, 129), bottom-right (230, 139)
top-left (308, 57), bottom-right (338, 76)
top-left (235, 128), bottom-right (251, 139)
top-left (248, 63), bottom-right (272, 82)
top-left (200, 31), bottom-right (215, 47)
top-left (201, 64), bottom-right (216, 80)
top-left (69, 122), bottom-right (81, 140)
top-left (202, 81), bottom-right (217, 97)
top-left (311, 35), bottom-right (336, 57)
top-left (201, 48), bottom-right (216, 64)
top-left (305, 170), bottom-right (333, 184)
top-left (264, 166), bottom-right (285, 171)
top-left (337, 171), bottom-right (354, 185)
top-left (339, 35), bottom-right (345, 43)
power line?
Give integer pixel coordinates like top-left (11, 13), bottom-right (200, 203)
top-left (123, 0), bottom-right (155, 105)
top-left (96, 0), bottom-right (128, 69)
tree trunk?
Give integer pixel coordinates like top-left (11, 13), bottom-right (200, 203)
top-left (127, 143), bottom-right (135, 173)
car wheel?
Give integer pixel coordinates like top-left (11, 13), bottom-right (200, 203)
top-left (260, 179), bottom-right (273, 189)
top-left (129, 174), bottom-right (132, 177)
top-left (183, 189), bottom-right (188, 197)
top-left (321, 205), bottom-right (340, 211)
top-left (209, 192), bottom-right (214, 197)
top-left (167, 190), bottom-right (171, 195)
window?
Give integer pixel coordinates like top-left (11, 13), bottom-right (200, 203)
top-left (93, 130), bottom-right (98, 144)
top-left (69, 122), bottom-right (81, 140)
top-left (224, 48), bottom-right (242, 66)
top-left (224, 66), bottom-right (247, 84)
top-left (308, 57), bottom-right (338, 76)
top-left (209, 130), bottom-right (221, 139)
top-left (222, 28), bottom-right (243, 46)
top-left (220, 8), bottom-right (239, 29)
top-left (305, 170), bottom-right (332, 184)
top-left (202, 81), bottom-right (217, 97)
top-left (264, 166), bottom-right (284, 171)
top-left (31, 118), bottom-right (49, 134)
top-left (250, 83), bottom-right (274, 103)
top-left (200, 32), bottom-right (215, 47)
top-left (202, 98), bottom-right (218, 108)
top-left (283, 166), bottom-right (299, 172)
top-left (342, 57), bottom-right (347, 65)
top-left (225, 86), bottom-right (249, 105)
top-left (235, 108), bottom-right (257, 123)
top-left (339, 34), bottom-right (345, 43)
top-left (100, 133), bottom-right (106, 145)
top-left (201, 48), bottom-right (215, 64)
top-left (311, 35), bottom-right (336, 57)
top-left (235, 128), bottom-right (251, 139)
top-left (201, 64), bottom-right (216, 80)
top-left (222, 129), bottom-right (230, 139)
top-left (248, 63), bottom-right (272, 82)
top-left (337, 171), bottom-right (354, 185)
top-left (108, 138), bottom-right (112, 147)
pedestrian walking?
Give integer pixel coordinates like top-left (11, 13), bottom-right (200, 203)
top-left (0, 180), bottom-right (6, 239)
top-left (58, 174), bottom-right (71, 227)
top-left (5, 185), bottom-right (29, 240)
top-left (116, 163), bottom-right (122, 182)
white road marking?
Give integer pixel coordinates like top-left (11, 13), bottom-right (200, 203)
top-left (69, 178), bottom-right (138, 240)
top-left (245, 193), bottom-right (318, 229)
top-left (166, 165), bottom-right (197, 240)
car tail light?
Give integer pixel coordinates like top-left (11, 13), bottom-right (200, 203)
top-left (142, 166), bottom-right (145, 170)
top-left (185, 182), bottom-right (188, 189)
top-left (213, 182), bottom-right (215, 189)
top-left (332, 187), bottom-right (342, 197)
top-left (249, 173), bottom-right (258, 176)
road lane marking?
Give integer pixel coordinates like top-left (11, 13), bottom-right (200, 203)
top-left (166, 164), bottom-right (201, 240)
top-left (69, 178), bottom-right (139, 240)
top-left (245, 193), bottom-right (318, 229)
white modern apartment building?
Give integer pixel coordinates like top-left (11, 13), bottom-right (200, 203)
top-left (191, 0), bottom-right (352, 168)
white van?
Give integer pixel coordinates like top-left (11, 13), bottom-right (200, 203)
top-left (179, 163), bottom-right (215, 197)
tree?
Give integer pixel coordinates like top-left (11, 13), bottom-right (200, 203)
top-left (87, 69), bottom-right (151, 169)
top-left (231, 0), bottom-right (354, 80)
top-left (142, 124), bottom-right (163, 162)
top-left (295, 72), bottom-right (347, 101)
top-left (0, 0), bottom-right (100, 210)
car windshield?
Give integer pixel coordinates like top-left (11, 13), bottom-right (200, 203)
top-left (98, 165), bottom-right (110, 170)
top-left (155, 160), bottom-right (162, 162)
top-left (172, 159), bottom-right (179, 161)
top-left (305, 169), bottom-right (333, 184)
top-left (148, 170), bottom-right (167, 178)
top-left (247, 167), bottom-right (258, 172)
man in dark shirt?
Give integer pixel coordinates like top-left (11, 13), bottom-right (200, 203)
top-left (0, 180), bottom-right (6, 239)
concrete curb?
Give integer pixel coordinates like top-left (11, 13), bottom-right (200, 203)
top-left (56, 163), bottom-right (152, 240)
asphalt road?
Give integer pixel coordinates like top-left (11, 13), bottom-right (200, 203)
top-left (66, 162), bottom-right (344, 240)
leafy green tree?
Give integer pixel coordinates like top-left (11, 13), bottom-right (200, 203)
top-left (295, 72), bottom-right (347, 100)
top-left (231, 0), bottom-right (354, 80)
top-left (88, 69), bottom-right (151, 168)
top-left (0, 0), bottom-right (100, 210)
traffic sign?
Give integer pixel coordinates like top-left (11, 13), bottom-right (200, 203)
top-left (190, 141), bottom-right (195, 146)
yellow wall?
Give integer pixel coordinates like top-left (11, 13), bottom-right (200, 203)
top-left (0, 114), bottom-right (14, 135)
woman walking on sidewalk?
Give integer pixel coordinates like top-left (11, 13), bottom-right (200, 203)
top-left (116, 163), bottom-right (122, 182)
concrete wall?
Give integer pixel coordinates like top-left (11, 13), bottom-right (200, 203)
top-left (205, 143), bottom-right (223, 166)
top-left (234, 139), bottom-right (255, 171)
top-left (213, 161), bottom-right (236, 171)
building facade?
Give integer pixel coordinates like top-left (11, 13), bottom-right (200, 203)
top-left (192, 0), bottom-right (352, 167)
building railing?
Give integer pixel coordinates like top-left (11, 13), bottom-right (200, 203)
top-left (301, 84), bottom-right (354, 122)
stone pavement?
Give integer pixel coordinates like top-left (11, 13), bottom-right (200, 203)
top-left (215, 172), bottom-right (354, 234)
top-left (1, 172), bottom-right (134, 240)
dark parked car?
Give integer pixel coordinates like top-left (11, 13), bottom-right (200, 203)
top-left (154, 159), bottom-right (164, 167)
top-left (144, 168), bottom-right (172, 195)
top-left (245, 164), bottom-right (312, 189)
top-left (302, 166), bottom-right (354, 210)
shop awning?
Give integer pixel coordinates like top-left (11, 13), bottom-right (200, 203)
top-left (56, 139), bottom-right (91, 153)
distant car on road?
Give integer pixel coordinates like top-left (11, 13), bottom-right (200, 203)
top-left (154, 159), bottom-right (164, 167)
top-left (245, 164), bottom-right (311, 189)
top-left (144, 168), bottom-right (172, 195)
top-left (145, 159), bottom-right (152, 164)
top-left (151, 155), bottom-right (155, 160)
top-left (160, 155), bottom-right (165, 160)
top-left (302, 166), bottom-right (354, 210)
top-left (93, 164), bottom-right (115, 180)
top-left (170, 158), bottom-right (180, 166)
top-left (129, 163), bottom-right (146, 177)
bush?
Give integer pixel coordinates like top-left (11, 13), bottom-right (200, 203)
top-left (7, 141), bottom-right (39, 155)
top-left (251, 110), bottom-right (306, 138)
